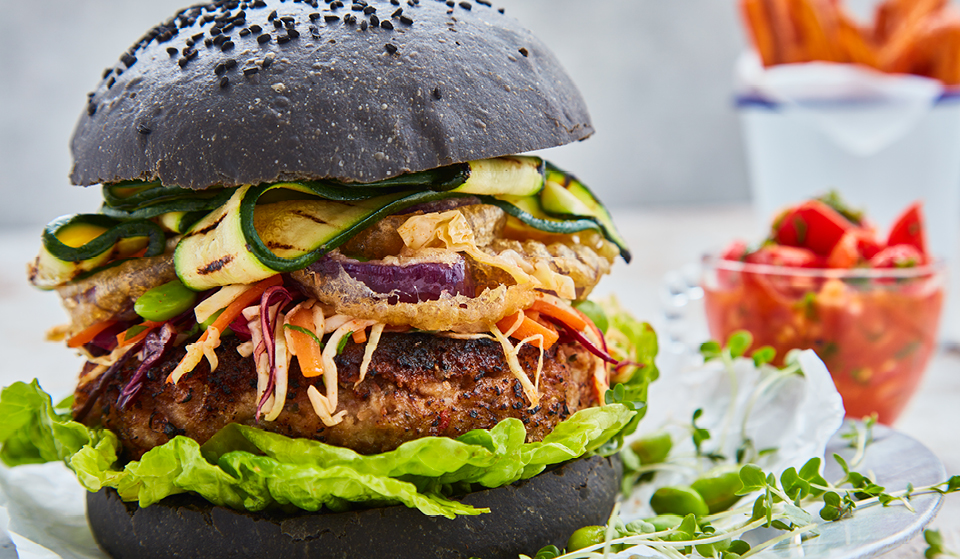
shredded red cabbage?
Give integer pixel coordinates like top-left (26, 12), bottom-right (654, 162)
top-left (74, 339), bottom-right (145, 423)
top-left (84, 321), bottom-right (133, 355)
top-left (118, 324), bottom-right (177, 410)
top-left (256, 286), bottom-right (293, 418)
top-left (547, 317), bottom-right (618, 365)
top-left (309, 256), bottom-right (474, 304)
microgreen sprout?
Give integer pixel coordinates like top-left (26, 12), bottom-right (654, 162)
top-left (925, 529), bottom-right (960, 558)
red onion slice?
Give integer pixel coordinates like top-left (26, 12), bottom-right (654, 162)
top-left (308, 256), bottom-right (473, 304)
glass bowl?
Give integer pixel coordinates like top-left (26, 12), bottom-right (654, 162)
top-left (701, 253), bottom-right (945, 424)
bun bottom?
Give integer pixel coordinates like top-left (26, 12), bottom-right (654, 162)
top-left (87, 454), bottom-right (621, 559)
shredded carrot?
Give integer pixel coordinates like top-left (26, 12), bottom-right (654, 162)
top-left (287, 307), bottom-right (324, 378)
top-left (116, 321), bottom-right (163, 347)
top-left (67, 320), bottom-right (118, 348)
top-left (352, 328), bottom-right (368, 344)
top-left (496, 312), bottom-right (559, 350)
top-left (166, 275), bottom-right (283, 383)
top-left (530, 297), bottom-right (588, 332)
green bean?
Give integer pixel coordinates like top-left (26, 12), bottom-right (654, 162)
top-left (650, 486), bottom-right (710, 516)
top-left (134, 280), bottom-right (197, 322)
top-left (630, 431), bottom-right (672, 465)
top-left (643, 514), bottom-right (684, 531)
top-left (566, 526), bottom-right (606, 552)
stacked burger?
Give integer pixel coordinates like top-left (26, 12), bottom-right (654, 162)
top-left (4, 1), bottom-right (656, 558)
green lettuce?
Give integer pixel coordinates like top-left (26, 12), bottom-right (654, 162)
top-left (0, 381), bottom-right (638, 518)
top-left (0, 303), bottom-right (656, 519)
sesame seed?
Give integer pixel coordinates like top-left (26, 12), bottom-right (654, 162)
top-left (273, 19), bottom-right (283, 28)
top-left (258, 33), bottom-right (271, 43)
top-left (352, 3), bottom-right (363, 10)
top-left (220, 76), bottom-right (230, 88)
top-left (400, 15), bottom-right (413, 24)
top-left (262, 56), bottom-right (273, 68)
top-left (446, 1), bottom-right (453, 6)
top-left (121, 53), bottom-right (138, 67)
top-left (167, 47), bottom-right (178, 56)
top-left (213, 34), bottom-right (228, 45)
top-left (107, 77), bottom-right (116, 88)
top-left (498, 7), bottom-right (504, 13)
top-left (364, 5), bottom-right (376, 14)
top-left (309, 12), bottom-right (320, 19)
top-left (192, 33), bottom-right (204, 41)
top-left (281, 16), bottom-right (294, 23)
top-left (179, 58), bottom-right (190, 68)
top-left (215, 62), bottom-right (227, 74)
top-left (210, 26), bottom-right (222, 36)
top-left (249, 24), bottom-right (262, 33)
top-left (239, 28), bottom-right (250, 36)
top-left (345, 13), bottom-right (356, 24)
top-left (137, 123), bottom-right (151, 134)
top-left (325, 14), bottom-right (340, 22)
top-left (459, 1), bottom-right (471, 9)
top-left (360, 20), bottom-right (368, 30)
top-left (102, 68), bottom-right (112, 78)
top-left (518, 47), bottom-right (528, 57)
top-left (392, 8), bottom-right (402, 17)
top-left (476, 0), bottom-right (489, 5)
top-left (385, 43), bottom-right (397, 53)
top-left (277, 35), bottom-right (290, 44)
top-left (287, 28), bottom-right (300, 38)
top-left (370, 14), bottom-right (379, 26)
top-left (391, 0), bottom-right (399, 4)
top-left (268, 10), bottom-right (278, 20)
top-left (222, 41), bottom-right (235, 51)
top-left (226, 58), bottom-right (238, 69)
top-left (244, 66), bottom-right (259, 76)
top-left (381, 19), bottom-right (393, 29)
top-left (205, 38), bottom-right (214, 46)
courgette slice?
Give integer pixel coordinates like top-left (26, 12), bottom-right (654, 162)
top-left (31, 215), bottom-right (166, 288)
top-left (175, 183), bottom-right (474, 289)
top-left (450, 156), bottom-right (545, 197)
top-left (103, 181), bottom-right (230, 210)
top-left (101, 188), bottom-right (237, 221)
top-left (479, 195), bottom-right (602, 236)
top-left (541, 163), bottom-right (631, 262)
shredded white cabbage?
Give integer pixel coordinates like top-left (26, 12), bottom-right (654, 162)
top-left (357, 323), bottom-right (385, 387)
top-left (321, 319), bottom-right (376, 413)
top-left (307, 385), bottom-right (347, 427)
top-left (194, 284), bottom-right (249, 324)
top-left (490, 324), bottom-right (541, 408)
top-left (264, 311), bottom-right (290, 422)
top-left (168, 326), bottom-right (221, 384)
top-left (237, 340), bottom-right (254, 358)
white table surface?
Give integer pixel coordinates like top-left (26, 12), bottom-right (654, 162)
top-left (0, 204), bottom-right (957, 557)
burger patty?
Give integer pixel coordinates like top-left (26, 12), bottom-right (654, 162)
top-left (74, 333), bottom-right (600, 460)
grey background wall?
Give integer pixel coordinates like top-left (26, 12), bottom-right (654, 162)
top-left (0, 0), bottom-right (752, 228)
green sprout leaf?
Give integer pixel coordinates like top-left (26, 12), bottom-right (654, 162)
top-left (751, 345), bottom-right (776, 366)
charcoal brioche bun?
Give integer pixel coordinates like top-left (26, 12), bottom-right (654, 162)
top-left (87, 455), bottom-right (622, 559)
top-left (71, 0), bottom-right (593, 189)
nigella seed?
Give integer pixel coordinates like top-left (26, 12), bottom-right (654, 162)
top-left (363, 5), bottom-right (375, 14)
top-left (137, 123), bottom-right (151, 134)
top-left (344, 14), bottom-right (356, 24)
top-left (213, 34), bottom-right (228, 45)
top-left (273, 19), bottom-right (283, 28)
top-left (225, 58), bottom-right (238, 69)
top-left (498, 7), bottom-right (504, 13)
top-left (249, 24), bottom-right (262, 33)
top-left (167, 47), bottom-right (178, 56)
top-left (220, 76), bottom-right (230, 88)
top-left (121, 53), bottom-right (138, 67)
top-left (370, 14), bottom-right (379, 26)
top-left (261, 56), bottom-right (273, 68)
top-left (400, 15), bottom-right (413, 24)
top-left (268, 9), bottom-right (278, 19)
top-left (446, 1), bottom-right (453, 6)
top-left (287, 28), bottom-right (300, 38)
top-left (87, 102), bottom-right (97, 116)
top-left (215, 62), bottom-right (227, 74)
top-left (205, 38), bottom-right (214, 46)
top-left (192, 33), bottom-right (204, 41)
top-left (309, 12), bottom-right (320, 19)
top-left (102, 68), bottom-right (113, 78)
top-left (352, 3), bottom-right (363, 10)
top-left (107, 77), bottom-right (115, 88)
top-left (281, 16), bottom-right (294, 22)
top-left (518, 47), bottom-right (528, 57)
top-left (459, 1), bottom-right (471, 8)
top-left (244, 66), bottom-right (259, 76)
top-left (360, 19), bottom-right (368, 30)
top-left (476, 0), bottom-right (489, 5)
top-left (258, 33), bottom-right (271, 43)
top-left (239, 28), bottom-right (250, 36)
top-left (325, 14), bottom-right (340, 22)
top-left (381, 19), bottom-right (393, 29)
top-left (277, 34), bottom-right (290, 44)
top-left (392, 7), bottom-right (402, 16)
top-left (433, 87), bottom-right (442, 99)
top-left (385, 43), bottom-right (397, 53)
top-left (210, 26), bottom-right (222, 35)
top-left (179, 57), bottom-right (190, 68)
top-left (391, 0), bottom-right (399, 4)
top-left (222, 41), bottom-right (235, 50)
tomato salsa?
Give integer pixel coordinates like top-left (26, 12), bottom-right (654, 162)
top-left (703, 195), bottom-right (944, 424)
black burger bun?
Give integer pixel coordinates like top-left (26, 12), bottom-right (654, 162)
top-left (87, 454), bottom-right (621, 559)
top-left (71, 0), bottom-right (594, 190)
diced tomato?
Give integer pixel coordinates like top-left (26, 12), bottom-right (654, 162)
top-left (826, 230), bottom-right (861, 268)
top-left (721, 240), bottom-right (749, 262)
top-left (887, 202), bottom-right (927, 258)
top-left (852, 229), bottom-right (883, 260)
top-left (870, 244), bottom-right (924, 268)
top-left (746, 245), bottom-right (822, 268)
top-left (774, 200), bottom-right (854, 256)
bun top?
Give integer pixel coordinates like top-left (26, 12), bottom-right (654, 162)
top-left (70, 0), bottom-right (593, 189)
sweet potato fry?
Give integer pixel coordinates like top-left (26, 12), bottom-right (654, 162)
top-left (764, 0), bottom-right (803, 63)
top-left (878, 0), bottom-right (949, 70)
top-left (741, 0), bottom-right (780, 66)
top-left (837, 9), bottom-right (879, 67)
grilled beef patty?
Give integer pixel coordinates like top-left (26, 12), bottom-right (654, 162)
top-left (74, 333), bottom-right (600, 460)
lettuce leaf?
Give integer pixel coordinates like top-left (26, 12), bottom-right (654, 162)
top-left (0, 381), bottom-right (639, 519)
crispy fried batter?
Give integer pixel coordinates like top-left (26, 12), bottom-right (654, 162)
top-left (74, 333), bottom-right (600, 460)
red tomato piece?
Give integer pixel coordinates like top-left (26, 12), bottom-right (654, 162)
top-left (853, 230), bottom-right (883, 260)
top-left (870, 244), bottom-right (924, 268)
top-left (887, 202), bottom-right (927, 258)
top-left (721, 240), bottom-right (749, 261)
top-left (774, 200), bottom-right (855, 256)
top-left (746, 245), bottom-right (821, 268)
top-left (827, 230), bottom-right (861, 268)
